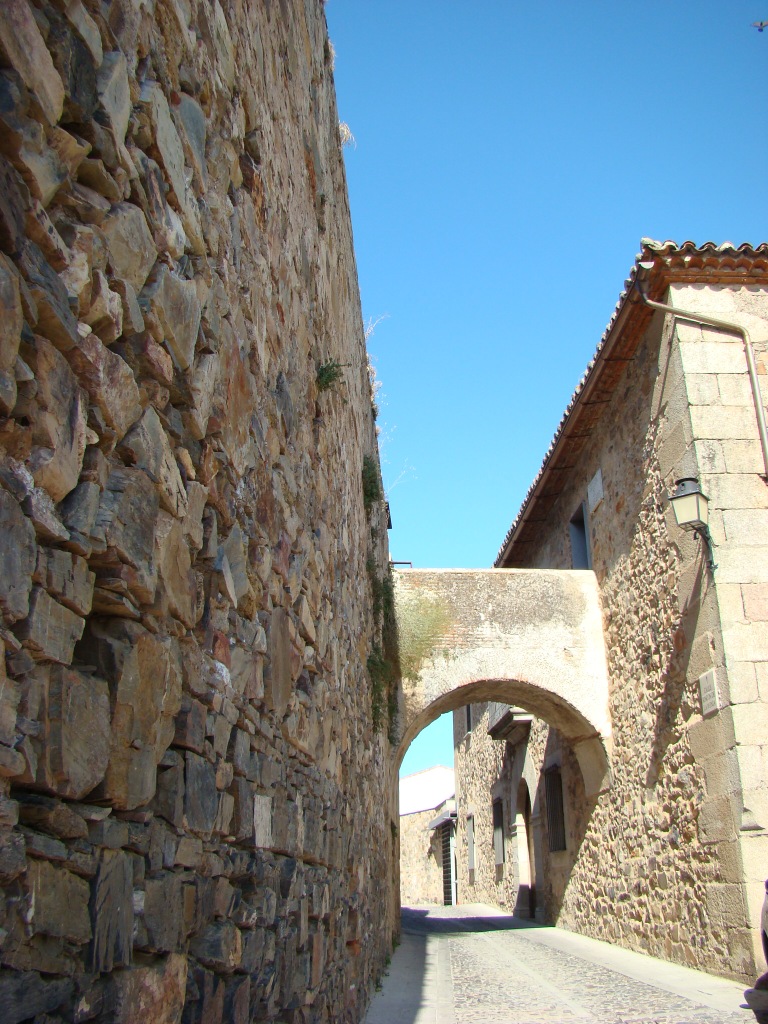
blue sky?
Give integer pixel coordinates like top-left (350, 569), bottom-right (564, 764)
top-left (324, 1), bottom-right (768, 775)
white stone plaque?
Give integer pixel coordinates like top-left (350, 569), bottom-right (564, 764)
top-left (587, 468), bottom-right (604, 513)
top-left (699, 669), bottom-right (719, 717)
top-left (254, 794), bottom-right (273, 849)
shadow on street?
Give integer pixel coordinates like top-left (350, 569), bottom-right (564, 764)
top-left (402, 904), bottom-right (541, 936)
top-left (366, 903), bottom-right (758, 1024)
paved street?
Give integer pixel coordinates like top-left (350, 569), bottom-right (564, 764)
top-left (364, 904), bottom-right (756, 1024)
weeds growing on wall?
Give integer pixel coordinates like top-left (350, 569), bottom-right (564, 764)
top-left (395, 591), bottom-right (452, 682)
top-left (366, 556), bottom-right (382, 620)
top-left (367, 645), bottom-right (392, 732)
top-left (362, 455), bottom-right (382, 516)
top-left (367, 553), bottom-right (395, 626)
top-left (387, 683), bottom-right (398, 744)
top-left (365, 320), bottom-right (387, 427)
top-left (368, 651), bottom-right (397, 741)
top-left (366, 555), bottom-right (399, 741)
top-left (338, 121), bottom-right (355, 147)
top-left (316, 360), bottom-right (348, 392)
top-left (362, 442), bottom-right (399, 739)
top-left (381, 570), bottom-right (396, 649)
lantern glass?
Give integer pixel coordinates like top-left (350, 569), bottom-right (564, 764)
top-left (670, 478), bottom-right (709, 530)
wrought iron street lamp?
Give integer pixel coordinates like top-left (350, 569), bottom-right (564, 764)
top-left (668, 478), bottom-right (716, 571)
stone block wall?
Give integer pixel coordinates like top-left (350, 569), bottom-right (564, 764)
top-left (670, 284), bottom-right (768, 971)
top-left (398, 808), bottom-right (443, 907)
top-left (454, 705), bottom-right (580, 924)
top-left (454, 286), bottom-right (768, 981)
top-left (0, 1), bottom-right (393, 1022)
top-left (453, 706), bottom-right (520, 910)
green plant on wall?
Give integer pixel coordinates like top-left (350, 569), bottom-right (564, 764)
top-left (366, 555), bottom-right (399, 740)
top-left (366, 556), bottom-right (381, 619)
top-left (386, 684), bottom-right (398, 745)
top-left (316, 360), bottom-right (348, 392)
top-left (362, 454), bottom-right (382, 516)
top-left (395, 591), bottom-right (452, 682)
top-left (367, 645), bottom-right (393, 732)
top-left (381, 570), bottom-right (396, 652)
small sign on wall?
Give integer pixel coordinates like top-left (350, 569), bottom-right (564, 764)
top-left (587, 468), bottom-right (604, 514)
top-left (699, 669), bottom-right (720, 717)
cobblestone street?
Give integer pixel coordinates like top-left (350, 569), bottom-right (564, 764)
top-left (364, 905), bottom-right (755, 1024)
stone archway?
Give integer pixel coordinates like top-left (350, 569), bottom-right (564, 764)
top-left (391, 569), bottom-right (612, 797)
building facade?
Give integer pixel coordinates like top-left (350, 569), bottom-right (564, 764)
top-left (453, 241), bottom-right (768, 982)
top-left (399, 766), bottom-right (456, 906)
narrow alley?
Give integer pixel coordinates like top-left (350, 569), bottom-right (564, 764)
top-left (364, 905), bottom-right (753, 1024)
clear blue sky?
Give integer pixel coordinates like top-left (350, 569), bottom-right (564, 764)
top-left (324, 1), bottom-right (768, 775)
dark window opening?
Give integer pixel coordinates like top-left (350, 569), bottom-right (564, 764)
top-left (467, 815), bottom-right (475, 873)
top-left (465, 704), bottom-right (472, 734)
top-left (440, 822), bottom-right (453, 905)
top-left (569, 502), bottom-right (591, 569)
top-left (492, 799), bottom-right (505, 866)
top-left (545, 767), bottom-right (567, 852)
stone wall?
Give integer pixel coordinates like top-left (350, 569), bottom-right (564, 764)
top-left (391, 567), bottom-right (610, 795)
top-left (0, 1), bottom-right (393, 1022)
top-left (455, 706), bottom-right (590, 924)
top-left (453, 706), bottom-right (518, 910)
top-left (398, 808), bottom-right (443, 907)
top-left (454, 285), bottom-right (768, 982)
top-left (669, 284), bottom-right (768, 971)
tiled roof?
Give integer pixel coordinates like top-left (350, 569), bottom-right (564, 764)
top-left (640, 239), bottom-right (768, 275)
top-left (494, 240), bottom-right (768, 567)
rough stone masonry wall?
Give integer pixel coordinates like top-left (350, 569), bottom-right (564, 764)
top-left (453, 706), bottom-right (520, 911)
top-left (455, 306), bottom-right (755, 979)
top-left (513, 310), bottom-right (724, 971)
top-left (453, 705), bottom-right (582, 923)
top-left (0, 1), bottom-right (393, 1022)
top-left (549, 310), bottom-right (743, 979)
top-left (398, 808), bottom-right (443, 907)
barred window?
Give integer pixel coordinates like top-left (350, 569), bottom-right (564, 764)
top-left (545, 767), bottom-right (566, 852)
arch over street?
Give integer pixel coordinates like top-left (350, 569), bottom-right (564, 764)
top-left (391, 569), bottom-right (612, 797)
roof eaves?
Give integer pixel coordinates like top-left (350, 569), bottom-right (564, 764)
top-left (493, 239), bottom-right (768, 567)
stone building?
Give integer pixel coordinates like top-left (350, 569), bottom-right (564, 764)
top-left (2, 0), bottom-right (766, 1014)
top-left (0, 2), bottom-right (396, 1022)
top-left (453, 240), bottom-right (768, 983)
top-left (398, 766), bottom-right (455, 906)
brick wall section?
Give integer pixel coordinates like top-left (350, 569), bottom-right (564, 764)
top-left (454, 285), bottom-right (768, 981)
top-left (0, 2), bottom-right (392, 1022)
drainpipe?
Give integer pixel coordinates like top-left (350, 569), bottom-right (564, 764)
top-left (637, 279), bottom-right (768, 479)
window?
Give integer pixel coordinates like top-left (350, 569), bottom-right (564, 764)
top-left (569, 501), bottom-right (591, 569)
top-left (467, 815), bottom-right (475, 872)
top-left (544, 767), bottom-right (566, 852)
top-left (492, 799), bottom-right (505, 866)
top-left (440, 822), bottom-right (454, 906)
top-left (465, 704), bottom-right (472, 734)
